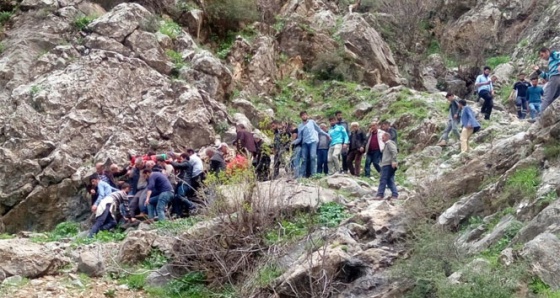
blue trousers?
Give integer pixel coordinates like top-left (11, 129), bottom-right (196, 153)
top-left (88, 203), bottom-right (116, 237)
top-left (147, 191), bottom-right (173, 221)
top-left (171, 183), bottom-right (196, 217)
top-left (529, 102), bottom-right (541, 119)
top-left (364, 150), bottom-right (382, 177)
top-left (317, 148), bottom-right (329, 175)
top-left (377, 165), bottom-right (398, 198)
top-left (291, 146), bottom-right (301, 178)
top-left (300, 142), bottom-right (318, 178)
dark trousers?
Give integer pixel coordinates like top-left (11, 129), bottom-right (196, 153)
top-left (479, 90), bottom-right (494, 120)
top-left (341, 150), bottom-right (348, 172)
top-left (317, 148), bottom-right (329, 174)
top-left (376, 165), bottom-right (398, 198)
top-left (364, 150), bottom-right (382, 177)
top-left (88, 203), bottom-right (117, 237)
top-left (273, 148), bottom-right (286, 178)
top-left (347, 150), bottom-right (363, 176)
top-left (515, 96), bottom-right (528, 119)
top-left (171, 183), bottom-right (196, 218)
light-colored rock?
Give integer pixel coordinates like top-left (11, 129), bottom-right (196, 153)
top-left (460, 215), bottom-right (523, 254)
top-left (2, 274), bottom-right (23, 286)
top-left (0, 238), bottom-right (69, 278)
top-left (493, 63), bottom-right (515, 82)
top-left (513, 198), bottom-right (560, 245)
top-left (125, 30), bottom-right (173, 74)
top-left (522, 232), bottom-right (560, 290)
top-left (87, 3), bottom-right (152, 42)
top-left (499, 248), bottom-right (515, 266)
top-left (84, 34), bottom-right (132, 56)
top-left (77, 251), bottom-right (105, 277)
top-left (354, 102), bottom-right (374, 118)
top-left (117, 230), bottom-right (156, 264)
top-left (145, 264), bottom-right (173, 287)
top-left (232, 113), bottom-right (254, 131)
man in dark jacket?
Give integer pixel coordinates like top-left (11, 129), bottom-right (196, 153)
top-left (437, 93), bottom-right (461, 146)
top-left (206, 148), bottom-right (226, 175)
top-left (143, 169), bottom-right (174, 222)
top-left (271, 120), bottom-right (291, 179)
top-left (233, 124), bottom-right (257, 157)
top-left (170, 153), bottom-right (196, 217)
top-left (347, 122), bottom-right (367, 176)
top-left (253, 133), bottom-right (272, 181)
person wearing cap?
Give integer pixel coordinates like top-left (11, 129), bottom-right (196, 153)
top-left (437, 93), bottom-right (462, 147)
top-left (509, 72), bottom-right (531, 119)
top-left (90, 173), bottom-right (115, 213)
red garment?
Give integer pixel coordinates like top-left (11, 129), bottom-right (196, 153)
top-left (227, 155), bottom-right (249, 175)
top-left (368, 131), bottom-right (380, 151)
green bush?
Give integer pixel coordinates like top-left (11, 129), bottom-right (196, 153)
top-left (74, 15), bottom-right (96, 31)
top-left (317, 202), bottom-right (349, 227)
top-left (166, 49), bottom-right (186, 69)
top-left (0, 11), bottom-right (13, 25)
top-left (159, 20), bottom-right (182, 39)
top-left (485, 56), bottom-right (510, 69)
top-left (0, 42), bottom-right (5, 54)
top-left (32, 221), bottom-right (80, 242)
top-left (388, 93), bottom-right (429, 119)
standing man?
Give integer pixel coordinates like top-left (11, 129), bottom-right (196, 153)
top-left (186, 148), bottom-right (204, 197)
top-left (143, 169), bottom-right (174, 222)
top-left (458, 99), bottom-right (481, 153)
top-left (347, 122), bottom-right (367, 176)
top-left (327, 117), bottom-right (349, 174)
top-left (527, 77), bottom-right (544, 121)
top-left (475, 66), bottom-right (495, 120)
top-left (271, 120), bottom-right (291, 179)
top-left (233, 124), bottom-right (257, 158)
top-left (380, 121), bottom-right (397, 146)
top-left (317, 123), bottom-right (330, 175)
top-left (289, 123), bottom-right (301, 178)
top-left (364, 121), bottom-right (386, 178)
top-left (292, 111), bottom-right (330, 178)
top-left (534, 47), bottom-right (560, 112)
top-left (437, 93), bottom-right (462, 146)
top-left (335, 111), bottom-right (350, 173)
top-left (509, 72), bottom-right (531, 119)
top-left (375, 133), bottom-right (398, 200)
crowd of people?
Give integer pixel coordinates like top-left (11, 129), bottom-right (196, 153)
top-left (86, 47), bottom-right (560, 237)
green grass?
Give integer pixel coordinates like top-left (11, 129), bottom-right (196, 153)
top-left (528, 276), bottom-right (560, 297)
top-left (153, 216), bottom-right (202, 235)
top-left (543, 139), bottom-right (560, 160)
top-left (141, 249), bottom-right (168, 270)
top-left (0, 42), bottom-right (5, 54)
top-left (387, 92), bottom-right (428, 119)
top-left (159, 20), bottom-right (182, 39)
top-left (505, 166), bottom-right (540, 198)
top-left (74, 15), bottom-right (96, 31)
top-left (0, 233), bottom-right (15, 239)
top-left (166, 49), bottom-right (186, 69)
top-left (485, 55), bottom-right (510, 69)
top-left (31, 221), bottom-right (79, 242)
top-left (317, 202), bottom-right (349, 227)
top-left (255, 264), bottom-right (283, 287)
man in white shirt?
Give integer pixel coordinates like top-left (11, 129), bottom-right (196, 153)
top-left (186, 148), bottom-right (204, 199)
top-left (475, 66), bottom-right (495, 120)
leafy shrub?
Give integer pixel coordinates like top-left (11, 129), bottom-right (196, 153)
top-left (159, 20), bottom-right (182, 39)
top-left (166, 49), bottom-right (185, 69)
top-left (317, 202), bottom-right (349, 227)
top-left (0, 11), bottom-right (13, 25)
top-left (485, 56), bottom-right (510, 69)
top-left (74, 15), bottom-right (96, 31)
top-left (256, 264), bottom-right (283, 287)
top-left (153, 216), bottom-right (200, 236)
top-left (32, 221), bottom-right (79, 242)
top-left (121, 272), bottom-right (148, 290)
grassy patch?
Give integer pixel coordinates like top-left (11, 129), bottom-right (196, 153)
top-left (0, 10), bottom-right (13, 25)
top-left (159, 20), bottom-right (182, 39)
top-left (153, 217), bottom-right (201, 236)
top-left (31, 221), bottom-right (79, 242)
top-left (543, 139), bottom-right (560, 160)
top-left (73, 15), bottom-right (96, 31)
top-left (317, 202), bottom-right (349, 227)
top-left (142, 249), bottom-right (168, 270)
top-left (0, 233), bottom-right (15, 239)
top-left (486, 55), bottom-right (510, 69)
top-left (166, 49), bottom-right (186, 69)
top-left (255, 264), bottom-right (283, 287)
top-left (505, 166), bottom-right (540, 198)
top-left (0, 42), bottom-right (5, 54)
top-left (528, 276), bottom-right (560, 297)
top-left (264, 212), bottom-right (312, 245)
top-left (387, 92), bottom-right (429, 119)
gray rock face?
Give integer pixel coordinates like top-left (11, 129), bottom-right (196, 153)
top-left (117, 230), bottom-right (156, 264)
top-left (513, 198), bottom-right (560, 245)
top-left (124, 30), bottom-right (174, 74)
top-left (87, 3), bottom-right (152, 42)
top-left (522, 232), bottom-right (560, 290)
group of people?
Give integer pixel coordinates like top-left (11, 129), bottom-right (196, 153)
top-left (86, 47), bottom-right (560, 237)
top-left (438, 47), bottom-right (560, 153)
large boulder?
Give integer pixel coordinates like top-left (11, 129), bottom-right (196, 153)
top-left (0, 238), bottom-right (70, 280)
top-left (87, 3), bottom-right (152, 42)
top-left (77, 251), bottom-right (105, 277)
top-left (124, 30), bottom-right (174, 74)
top-left (522, 232), bottom-right (560, 290)
top-left (117, 230), bottom-right (157, 264)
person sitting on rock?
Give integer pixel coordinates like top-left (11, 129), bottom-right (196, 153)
top-left (534, 47), bottom-right (560, 112)
top-left (143, 169), bottom-right (174, 222)
top-left (233, 124), bottom-right (257, 158)
top-left (205, 148), bottom-right (226, 176)
top-left (347, 122), bottom-right (367, 176)
top-left (457, 99), bottom-right (481, 153)
top-left (88, 183), bottom-right (133, 238)
top-left (170, 153), bottom-right (197, 217)
top-left (437, 93), bottom-right (462, 147)
top-left (90, 173), bottom-right (115, 213)
top-left (375, 133), bottom-right (398, 200)
top-left (253, 133), bottom-right (272, 181)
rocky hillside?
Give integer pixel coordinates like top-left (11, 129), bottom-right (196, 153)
top-left (1, 0), bottom-right (560, 297)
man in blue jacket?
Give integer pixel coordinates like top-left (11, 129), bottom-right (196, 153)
top-left (90, 174), bottom-right (115, 213)
top-left (327, 116), bottom-right (349, 174)
top-left (457, 99), bottom-right (481, 153)
top-left (534, 47), bottom-right (560, 112)
top-left (527, 77), bottom-right (544, 121)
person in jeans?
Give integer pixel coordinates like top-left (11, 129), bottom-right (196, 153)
top-left (534, 47), bottom-right (560, 112)
top-left (509, 73), bottom-right (531, 119)
top-left (335, 111), bottom-right (350, 173)
top-left (89, 183), bottom-right (133, 237)
top-left (375, 133), bottom-right (398, 200)
top-left (437, 93), bottom-right (462, 146)
top-left (458, 99), bottom-right (481, 153)
top-left (475, 66), bottom-right (495, 120)
top-left (143, 169), bottom-right (174, 222)
top-left (364, 121), bottom-right (386, 177)
top-left (170, 153), bottom-right (196, 217)
top-left (317, 123), bottom-right (329, 175)
top-left (527, 77), bottom-right (544, 120)
top-left (327, 117), bottom-right (349, 174)
top-left (347, 122), bottom-right (367, 176)
top-left (292, 111), bottom-right (330, 178)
